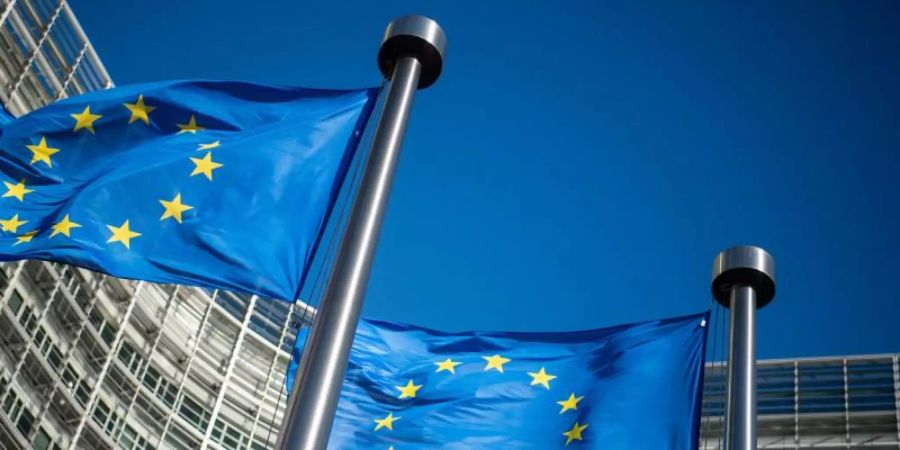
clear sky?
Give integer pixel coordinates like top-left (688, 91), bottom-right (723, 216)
top-left (70, 1), bottom-right (899, 359)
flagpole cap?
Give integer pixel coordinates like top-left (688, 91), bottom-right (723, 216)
top-left (379, 15), bottom-right (446, 89)
top-left (711, 245), bottom-right (776, 308)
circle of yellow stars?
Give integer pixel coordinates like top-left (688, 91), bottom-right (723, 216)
top-left (2, 95), bottom-right (224, 250)
top-left (369, 354), bottom-right (591, 447)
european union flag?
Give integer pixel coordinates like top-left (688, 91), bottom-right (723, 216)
top-left (0, 104), bottom-right (13, 125)
top-left (311, 312), bottom-right (708, 449)
top-left (0, 81), bottom-right (379, 300)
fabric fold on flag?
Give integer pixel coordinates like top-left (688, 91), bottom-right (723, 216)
top-left (0, 80), bottom-right (379, 300)
top-left (289, 311), bottom-right (709, 449)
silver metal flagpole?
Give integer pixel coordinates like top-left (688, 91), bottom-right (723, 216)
top-left (275, 15), bottom-right (447, 450)
top-left (711, 245), bottom-right (776, 450)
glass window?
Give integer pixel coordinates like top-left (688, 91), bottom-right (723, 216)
top-left (119, 424), bottom-right (136, 449)
top-left (7, 289), bottom-right (23, 315)
top-left (74, 289), bottom-right (90, 310)
top-left (160, 382), bottom-right (177, 408)
top-left (211, 419), bottom-right (224, 440)
top-left (61, 363), bottom-right (79, 388)
top-left (106, 410), bottom-right (120, 434)
top-left (93, 401), bottom-right (109, 426)
top-left (118, 341), bottom-right (136, 367)
top-left (34, 326), bottom-right (47, 347)
top-left (223, 426), bottom-right (242, 450)
top-left (88, 309), bottom-right (104, 330)
top-left (143, 366), bottom-right (160, 391)
top-left (20, 305), bottom-right (37, 334)
top-left (848, 360), bottom-right (896, 412)
top-left (16, 407), bottom-right (34, 436)
top-left (47, 345), bottom-right (63, 370)
top-left (178, 395), bottom-right (209, 431)
top-left (75, 382), bottom-right (90, 406)
top-left (32, 427), bottom-right (52, 450)
top-left (101, 323), bottom-right (116, 345)
top-left (4, 391), bottom-right (23, 418)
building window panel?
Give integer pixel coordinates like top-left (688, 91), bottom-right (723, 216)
top-left (119, 424), bottom-right (137, 449)
top-left (61, 363), bottom-right (78, 388)
top-left (32, 427), bottom-right (53, 450)
top-left (3, 393), bottom-right (22, 418)
top-left (34, 326), bottom-right (47, 348)
top-left (142, 365), bottom-right (160, 391)
top-left (100, 322), bottom-right (117, 345)
top-left (46, 344), bottom-right (63, 370)
top-left (179, 394), bottom-right (210, 431)
top-left (93, 401), bottom-right (110, 426)
top-left (74, 381), bottom-right (91, 406)
top-left (16, 406), bottom-right (34, 436)
top-left (20, 304), bottom-right (38, 334)
top-left (8, 289), bottom-right (24, 315)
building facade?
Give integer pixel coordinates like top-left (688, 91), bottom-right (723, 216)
top-left (0, 3), bottom-right (308, 450)
top-left (702, 354), bottom-right (900, 449)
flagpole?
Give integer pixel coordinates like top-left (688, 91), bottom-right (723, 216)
top-left (711, 245), bottom-right (776, 450)
top-left (275, 15), bottom-right (446, 450)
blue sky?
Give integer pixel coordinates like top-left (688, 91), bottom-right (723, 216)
top-left (71, 1), bottom-right (900, 359)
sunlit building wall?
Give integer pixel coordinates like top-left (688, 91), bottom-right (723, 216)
top-left (0, 2), bottom-right (309, 449)
top-left (702, 354), bottom-right (900, 449)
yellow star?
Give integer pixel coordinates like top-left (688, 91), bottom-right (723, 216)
top-left (197, 140), bottom-right (220, 151)
top-left (557, 393), bottom-right (584, 414)
top-left (435, 358), bottom-right (462, 374)
top-left (0, 214), bottom-right (27, 233)
top-left (106, 220), bottom-right (141, 249)
top-left (177, 115), bottom-right (205, 134)
top-left (395, 380), bottom-right (422, 399)
top-left (159, 194), bottom-right (194, 223)
top-left (482, 354), bottom-right (511, 373)
top-left (51, 214), bottom-right (81, 238)
top-left (527, 367), bottom-right (557, 390)
top-left (71, 106), bottom-right (102, 133)
top-left (26, 137), bottom-right (60, 167)
top-left (373, 412), bottom-right (400, 432)
top-left (563, 422), bottom-right (589, 446)
top-left (3, 180), bottom-right (34, 201)
top-left (190, 151), bottom-right (223, 181)
top-left (14, 230), bottom-right (37, 246)
top-left (124, 94), bottom-right (156, 125)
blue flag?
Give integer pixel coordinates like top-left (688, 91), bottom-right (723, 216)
top-left (0, 104), bottom-right (13, 125)
top-left (0, 81), bottom-right (379, 300)
top-left (293, 312), bottom-right (708, 449)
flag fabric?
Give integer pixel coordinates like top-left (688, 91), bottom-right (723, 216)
top-left (305, 312), bottom-right (709, 449)
top-left (0, 81), bottom-right (379, 300)
top-left (0, 104), bottom-right (13, 125)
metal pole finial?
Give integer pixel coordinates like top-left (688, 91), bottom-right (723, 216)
top-left (378, 15), bottom-right (446, 88)
top-left (712, 245), bottom-right (776, 308)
